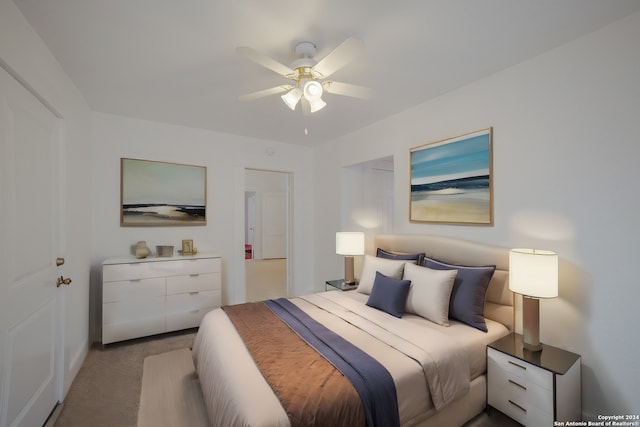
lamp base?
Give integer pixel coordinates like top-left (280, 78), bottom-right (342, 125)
top-left (522, 296), bottom-right (543, 352)
top-left (344, 256), bottom-right (356, 285)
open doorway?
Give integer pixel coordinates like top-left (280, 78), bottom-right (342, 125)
top-left (244, 169), bottom-right (290, 301)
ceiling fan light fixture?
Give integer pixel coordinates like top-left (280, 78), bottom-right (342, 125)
top-left (281, 87), bottom-right (303, 110)
top-left (308, 96), bottom-right (327, 113)
top-left (303, 80), bottom-right (323, 100)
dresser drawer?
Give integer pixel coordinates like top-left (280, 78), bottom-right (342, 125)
top-left (103, 262), bottom-right (166, 282)
top-left (103, 277), bottom-right (165, 303)
top-left (157, 258), bottom-right (221, 277)
top-left (166, 307), bottom-right (214, 331)
top-left (103, 296), bottom-right (166, 325)
top-left (166, 290), bottom-right (220, 313)
top-left (166, 272), bottom-right (221, 295)
top-left (102, 316), bottom-right (166, 345)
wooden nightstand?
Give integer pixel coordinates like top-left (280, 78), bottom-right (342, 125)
top-left (325, 279), bottom-right (358, 291)
top-left (487, 333), bottom-right (581, 426)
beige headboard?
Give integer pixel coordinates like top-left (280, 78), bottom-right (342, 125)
top-left (371, 234), bottom-right (514, 331)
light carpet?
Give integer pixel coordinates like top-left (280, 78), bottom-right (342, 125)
top-left (137, 347), bottom-right (209, 427)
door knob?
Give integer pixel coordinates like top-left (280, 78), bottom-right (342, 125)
top-left (56, 276), bottom-right (72, 287)
top-left (56, 257), bottom-right (65, 266)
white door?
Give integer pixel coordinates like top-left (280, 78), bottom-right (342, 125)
top-left (0, 67), bottom-right (64, 427)
top-left (262, 192), bottom-right (287, 259)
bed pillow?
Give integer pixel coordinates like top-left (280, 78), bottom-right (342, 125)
top-left (422, 257), bottom-right (495, 332)
top-left (357, 254), bottom-right (408, 295)
top-left (376, 248), bottom-right (425, 266)
top-left (402, 263), bottom-right (458, 326)
top-left (366, 272), bottom-right (411, 318)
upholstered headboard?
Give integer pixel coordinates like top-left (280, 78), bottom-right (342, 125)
top-left (370, 234), bottom-right (514, 331)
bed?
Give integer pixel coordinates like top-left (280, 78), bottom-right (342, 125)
top-left (192, 234), bottom-right (514, 427)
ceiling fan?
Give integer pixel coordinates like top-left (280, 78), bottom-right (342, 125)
top-left (236, 38), bottom-right (372, 115)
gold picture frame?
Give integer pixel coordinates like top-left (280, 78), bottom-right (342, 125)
top-left (409, 128), bottom-right (493, 224)
top-left (182, 239), bottom-right (197, 256)
top-left (121, 158), bottom-right (206, 226)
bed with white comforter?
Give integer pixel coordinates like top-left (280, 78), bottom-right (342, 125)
top-left (192, 234), bottom-right (514, 427)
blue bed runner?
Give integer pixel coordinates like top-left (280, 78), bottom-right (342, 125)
top-left (265, 298), bottom-right (401, 427)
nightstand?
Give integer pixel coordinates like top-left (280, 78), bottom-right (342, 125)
top-left (487, 333), bottom-right (581, 426)
top-left (325, 279), bottom-right (358, 291)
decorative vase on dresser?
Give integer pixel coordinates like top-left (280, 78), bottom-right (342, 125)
top-left (102, 253), bottom-right (222, 344)
top-left (135, 241), bottom-right (151, 258)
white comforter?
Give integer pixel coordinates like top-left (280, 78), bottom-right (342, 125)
top-left (192, 291), bottom-right (507, 427)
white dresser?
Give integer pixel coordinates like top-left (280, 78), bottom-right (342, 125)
top-left (102, 254), bottom-right (221, 344)
top-left (487, 333), bottom-right (581, 426)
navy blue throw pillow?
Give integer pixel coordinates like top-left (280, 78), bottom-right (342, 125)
top-left (366, 271), bottom-right (411, 318)
top-left (376, 248), bottom-right (425, 266)
top-left (422, 257), bottom-right (495, 332)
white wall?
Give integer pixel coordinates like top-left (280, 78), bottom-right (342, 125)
top-left (314, 11), bottom-right (640, 420)
top-left (90, 112), bottom-right (315, 339)
top-left (0, 0), bottom-right (92, 399)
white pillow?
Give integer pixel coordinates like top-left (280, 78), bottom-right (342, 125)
top-left (356, 255), bottom-right (408, 295)
top-left (403, 262), bottom-right (458, 326)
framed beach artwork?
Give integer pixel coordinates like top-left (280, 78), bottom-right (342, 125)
top-left (121, 158), bottom-right (206, 226)
top-left (409, 128), bottom-right (493, 224)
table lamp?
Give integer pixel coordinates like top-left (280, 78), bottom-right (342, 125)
top-left (336, 232), bottom-right (365, 285)
top-left (509, 248), bottom-right (558, 351)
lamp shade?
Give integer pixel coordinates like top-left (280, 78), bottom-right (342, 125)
top-left (281, 87), bottom-right (303, 110)
top-left (509, 248), bottom-right (558, 298)
top-left (336, 232), bottom-right (365, 256)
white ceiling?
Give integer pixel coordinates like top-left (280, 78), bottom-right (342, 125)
top-left (13, 0), bottom-right (640, 146)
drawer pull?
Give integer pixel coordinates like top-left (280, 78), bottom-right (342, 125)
top-left (189, 291), bottom-right (200, 295)
top-left (189, 309), bottom-right (200, 314)
top-left (189, 274), bottom-right (200, 277)
top-left (508, 379), bottom-right (527, 391)
top-left (508, 400), bottom-right (527, 413)
top-left (508, 360), bottom-right (527, 370)
top-left (130, 279), bottom-right (141, 283)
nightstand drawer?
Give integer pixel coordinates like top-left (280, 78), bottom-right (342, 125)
top-left (488, 356), bottom-right (554, 411)
top-left (488, 347), bottom-right (552, 390)
top-left (495, 397), bottom-right (553, 427)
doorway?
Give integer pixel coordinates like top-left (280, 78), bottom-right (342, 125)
top-left (244, 169), bottom-right (290, 301)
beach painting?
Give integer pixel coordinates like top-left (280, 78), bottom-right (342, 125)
top-left (121, 158), bottom-right (206, 226)
top-left (410, 128), bottom-right (492, 224)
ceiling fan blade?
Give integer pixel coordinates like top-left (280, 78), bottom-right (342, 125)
top-left (313, 37), bottom-right (365, 78)
top-left (323, 81), bottom-right (373, 99)
top-left (239, 85), bottom-right (291, 101)
top-left (236, 46), bottom-right (295, 77)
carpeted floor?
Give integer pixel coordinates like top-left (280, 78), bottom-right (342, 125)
top-left (53, 329), bottom-right (196, 427)
top-left (245, 258), bottom-right (287, 301)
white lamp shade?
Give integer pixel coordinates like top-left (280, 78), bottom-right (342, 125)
top-left (303, 80), bottom-right (323, 99)
top-left (308, 96), bottom-right (326, 113)
top-left (281, 87), bottom-right (303, 110)
top-left (336, 232), bottom-right (365, 256)
top-left (509, 248), bottom-right (558, 298)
